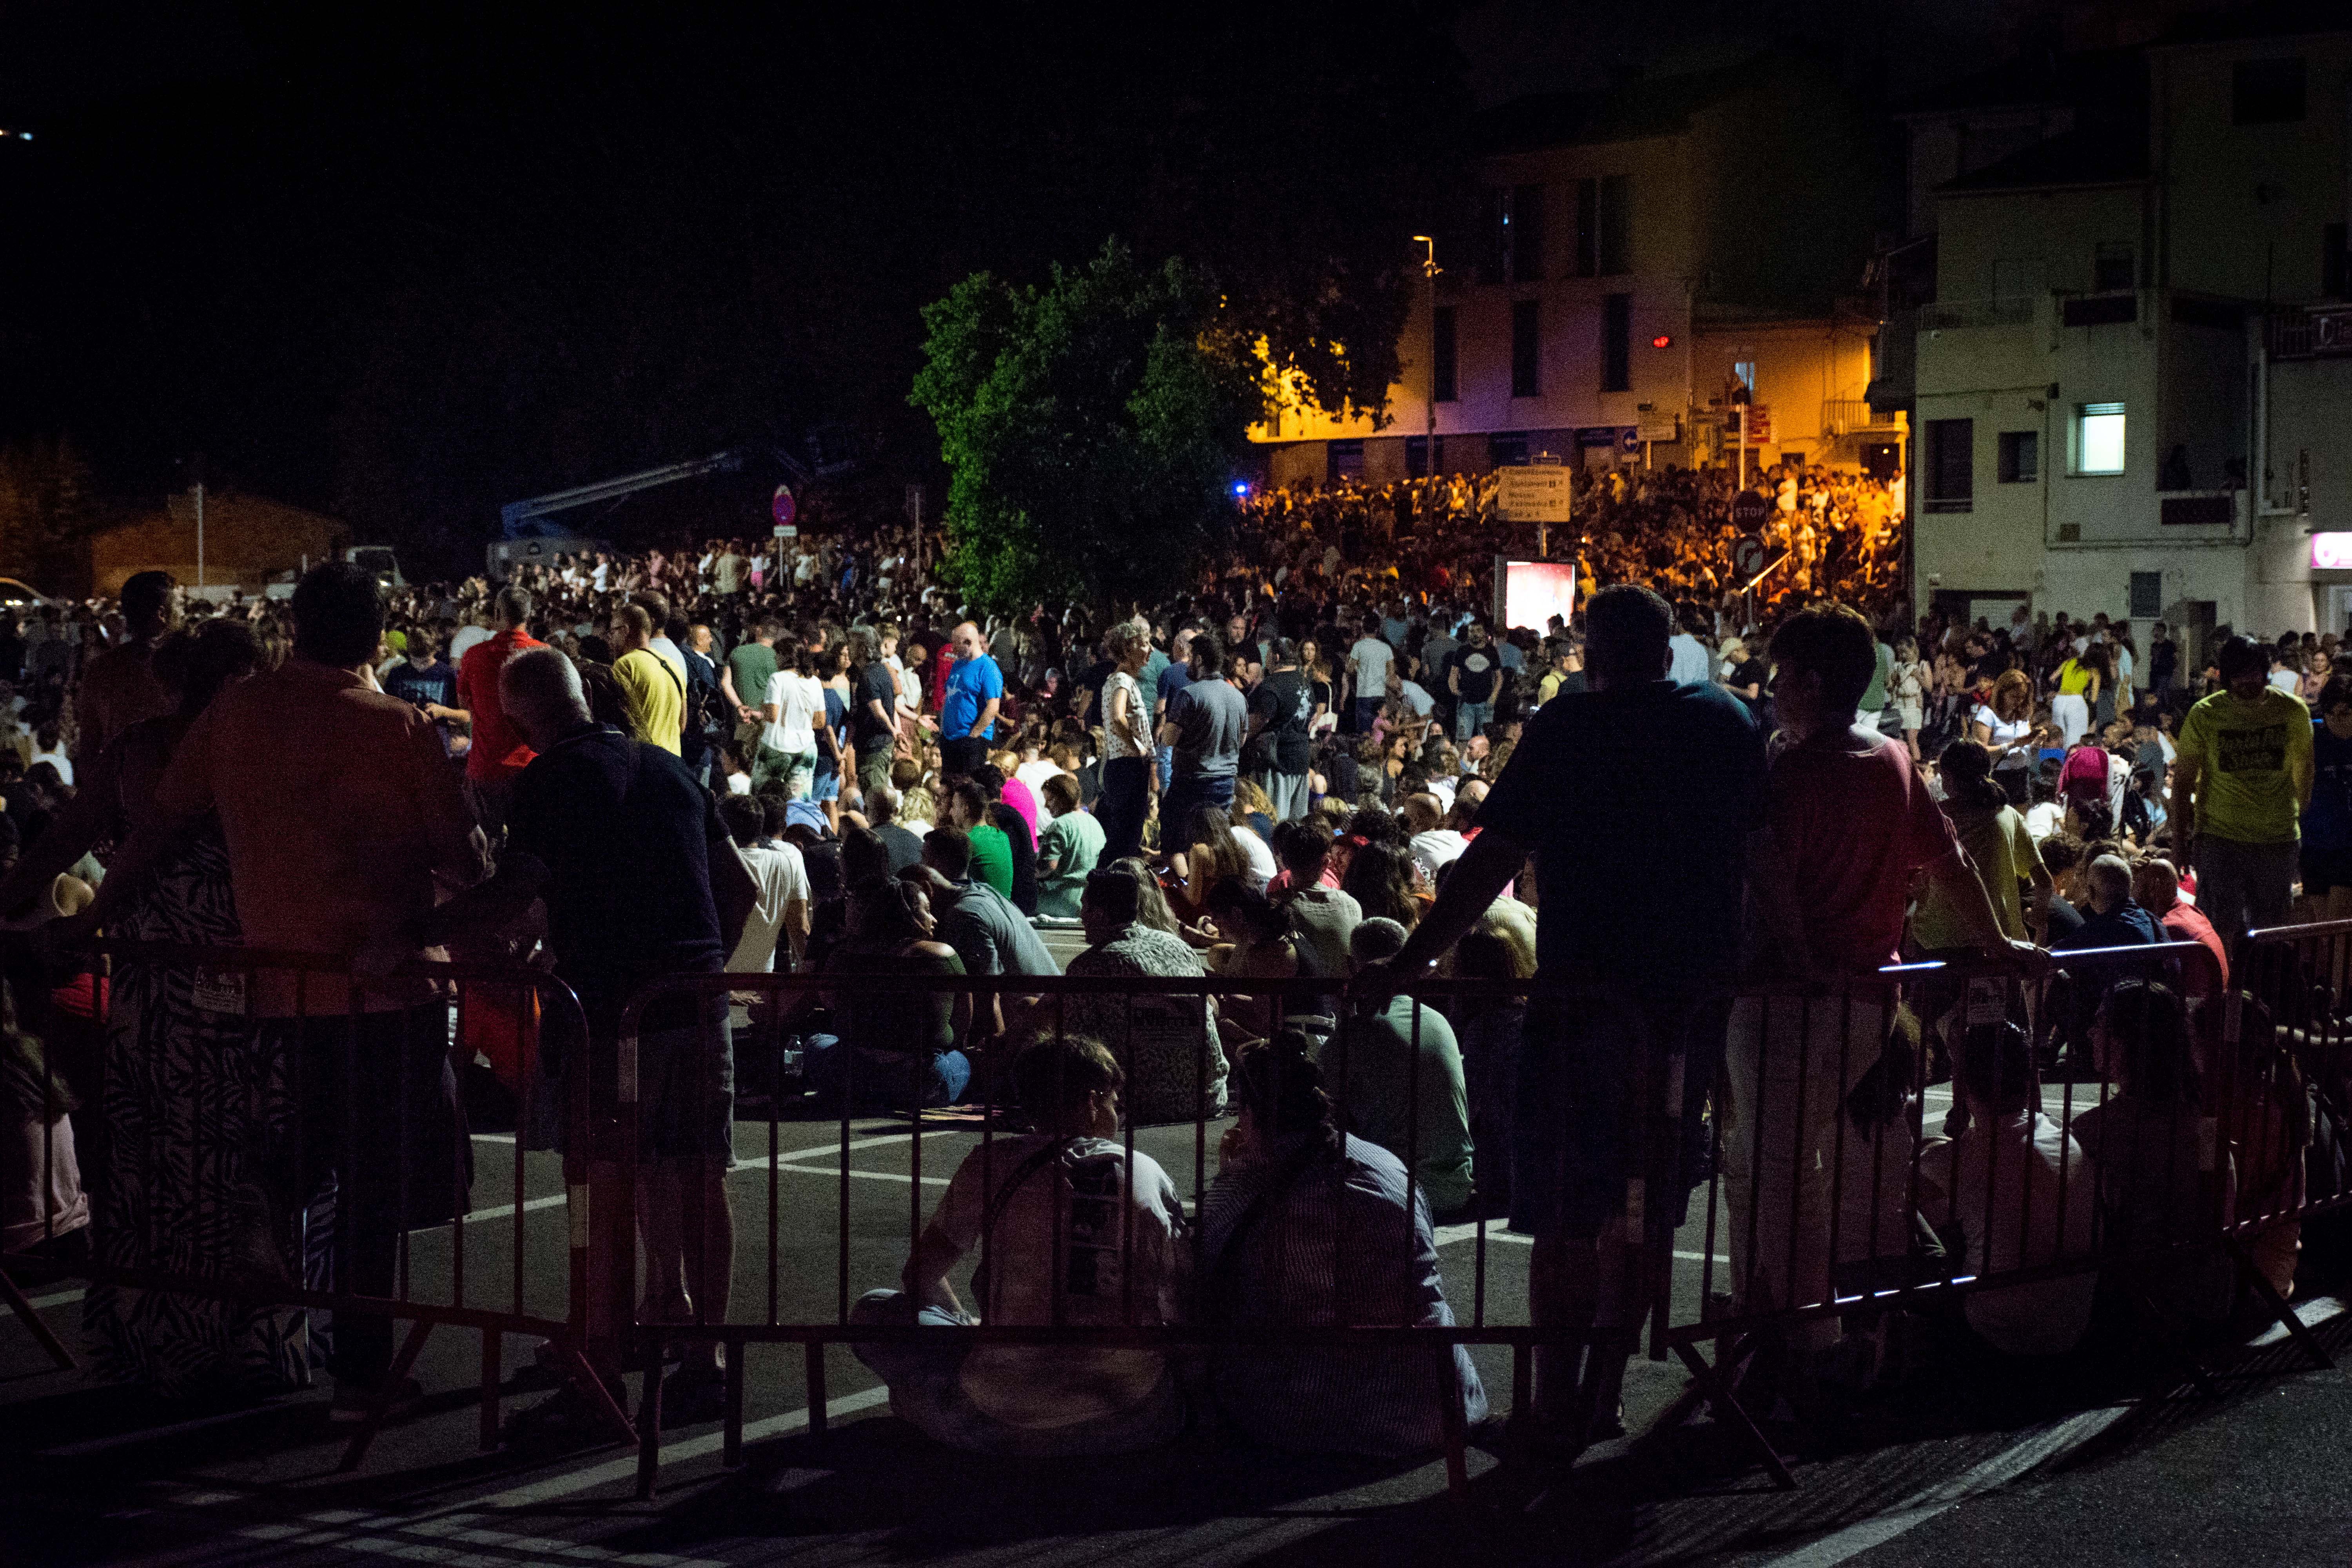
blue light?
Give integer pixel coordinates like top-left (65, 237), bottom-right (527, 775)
top-left (1232, 481), bottom-right (1250, 496)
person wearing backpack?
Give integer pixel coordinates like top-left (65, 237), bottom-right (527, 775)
top-left (849, 1034), bottom-right (1189, 1455)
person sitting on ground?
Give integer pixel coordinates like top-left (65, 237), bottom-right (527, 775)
top-left (2073, 980), bottom-right (2238, 1327)
top-left (865, 782), bottom-right (928, 875)
top-left (2132, 858), bottom-right (2226, 1021)
top-left (942, 777), bottom-right (1014, 900)
top-left (809, 875), bottom-right (973, 1108)
top-left (850, 1033), bottom-right (1188, 1456)
top-left (1198, 1031), bottom-right (1487, 1456)
top-left (1055, 868), bottom-right (1228, 1123)
top-left (1319, 917), bottom-right (1474, 1216)
top-left (1912, 1021), bottom-right (2099, 1359)
top-left (1034, 771), bottom-right (1103, 918)
top-left (1205, 880), bottom-right (1297, 1045)
top-left (2052, 853), bottom-right (2161, 951)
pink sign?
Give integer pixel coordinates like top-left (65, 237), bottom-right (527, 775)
top-left (2312, 533), bottom-right (2352, 569)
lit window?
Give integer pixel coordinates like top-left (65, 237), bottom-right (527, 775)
top-left (2076, 403), bottom-right (2125, 475)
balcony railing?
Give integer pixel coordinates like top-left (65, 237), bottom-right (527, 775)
top-left (1822, 399), bottom-right (1902, 437)
top-left (1919, 298), bottom-right (2034, 330)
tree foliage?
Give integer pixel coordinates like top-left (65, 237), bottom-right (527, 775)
top-left (911, 243), bottom-right (1265, 615)
top-left (0, 438), bottom-right (98, 590)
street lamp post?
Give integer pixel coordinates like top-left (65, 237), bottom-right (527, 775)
top-left (1413, 235), bottom-right (1439, 497)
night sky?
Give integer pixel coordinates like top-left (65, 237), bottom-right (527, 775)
top-left (0, 1), bottom-right (2064, 576)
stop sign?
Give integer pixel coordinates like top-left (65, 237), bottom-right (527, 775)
top-left (1731, 492), bottom-right (1769, 532)
top-left (771, 485), bottom-right (797, 529)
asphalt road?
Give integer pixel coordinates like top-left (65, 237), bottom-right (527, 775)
top-left (4, 1112), bottom-right (2349, 1567)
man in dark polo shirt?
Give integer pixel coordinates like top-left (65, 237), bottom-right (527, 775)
top-left (1368, 584), bottom-right (1768, 1451)
top-left (428, 646), bottom-right (756, 1430)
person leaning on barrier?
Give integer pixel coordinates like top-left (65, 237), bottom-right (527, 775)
top-left (851, 1033), bottom-right (1189, 1457)
top-left (423, 644), bottom-right (759, 1432)
top-left (1738, 603), bottom-right (2044, 1372)
top-left (1198, 1029), bottom-right (1487, 1456)
top-left (1359, 583), bottom-right (1766, 1453)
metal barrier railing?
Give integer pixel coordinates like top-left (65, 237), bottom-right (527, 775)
top-left (0, 941), bottom-right (624, 1469)
top-left (13, 927), bottom-right (2352, 1496)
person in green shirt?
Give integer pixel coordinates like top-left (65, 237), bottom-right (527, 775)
top-left (1320, 917), bottom-right (1474, 1216)
top-left (947, 777), bottom-right (1014, 899)
top-left (724, 617), bottom-right (789, 783)
top-left (2174, 633), bottom-right (2314, 942)
top-left (1034, 773), bottom-right (1104, 918)
top-left (1913, 739), bottom-right (2053, 950)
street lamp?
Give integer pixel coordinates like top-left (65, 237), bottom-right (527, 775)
top-left (1412, 235), bottom-right (1439, 490)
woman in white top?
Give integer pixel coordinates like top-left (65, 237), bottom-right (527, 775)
top-left (761, 641), bottom-right (828, 800)
top-left (1097, 620), bottom-right (1154, 862)
top-left (1970, 668), bottom-right (2042, 806)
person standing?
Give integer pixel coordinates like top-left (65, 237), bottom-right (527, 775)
top-left (939, 620), bottom-right (1003, 778)
top-left (428, 646), bottom-right (757, 1427)
top-left (722, 616), bottom-right (784, 779)
top-left (760, 641), bottom-right (826, 800)
top-left (72, 570), bottom-right (181, 776)
top-left (1157, 631), bottom-right (1247, 842)
top-left (82, 562), bottom-right (491, 1419)
top-left (456, 586), bottom-right (543, 835)
top-left (849, 626), bottom-right (898, 797)
top-left (381, 628), bottom-right (465, 761)
top-left (1448, 622), bottom-right (1504, 740)
top-left (608, 603), bottom-right (684, 756)
top-left (2173, 633), bottom-right (2314, 945)
top-left (1348, 621), bottom-right (1392, 734)
top-left (1097, 619), bottom-right (1156, 861)
top-left (1245, 638), bottom-right (1314, 824)
top-left (1367, 584), bottom-right (1765, 1449)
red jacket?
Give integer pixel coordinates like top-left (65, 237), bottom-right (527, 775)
top-left (457, 627), bottom-right (546, 782)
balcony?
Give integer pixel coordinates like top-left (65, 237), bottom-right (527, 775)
top-left (1822, 399), bottom-right (1903, 437)
top-left (2270, 305), bottom-right (2352, 360)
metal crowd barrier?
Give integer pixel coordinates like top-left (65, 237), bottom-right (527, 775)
top-left (0, 941), bottom-right (622, 1470)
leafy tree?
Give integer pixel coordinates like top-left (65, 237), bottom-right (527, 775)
top-left (911, 243), bottom-right (1264, 615)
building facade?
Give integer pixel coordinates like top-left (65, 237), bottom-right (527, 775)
top-left (1900, 21), bottom-right (2352, 652)
top-left (1252, 60), bottom-right (1898, 490)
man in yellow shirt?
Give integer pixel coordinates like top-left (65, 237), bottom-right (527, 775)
top-left (2174, 634), bottom-right (2313, 942)
top-left (608, 603), bottom-right (684, 755)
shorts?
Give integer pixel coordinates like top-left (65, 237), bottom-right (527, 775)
top-left (543, 995), bottom-right (735, 1165)
top-left (1510, 988), bottom-right (1727, 1240)
top-left (1897, 703), bottom-right (1924, 731)
top-left (857, 747), bottom-right (895, 795)
top-left (2303, 846), bottom-right (2352, 896)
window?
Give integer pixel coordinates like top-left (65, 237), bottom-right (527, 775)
top-left (1601, 293), bottom-right (1632, 392)
top-left (1488, 431), bottom-right (1529, 468)
top-left (1573, 179), bottom-right (1598, 277)
top-left (1510, 183), bottom-right (1544, 281)
top-left (1511, 299), bottom-right (1542, 398)
top-left (1598, 174), bottom-right (1632, 276)
top-left (1479, 190), bottom-right (1507, 284)
top-left (1925, 418), bottom-right (1974, 512)
top-left (2093, 242), bottom-right (2135, 292)
top-left (1733, 360), bottom-right (1757, 392)
top-left (1432, 307), bottom-right (1457, 403)
top-left (1405, 436), bottom-right (1434, 477)
top-left (2233, 57), bottom-right (2306, 125)
top-left (1998, 430), bottom-right (2039, 483)
top-left (1327, 440), bottom-right (1365, 484)
top-left (2130, 572), bottom-right (2163, 620)
top-left (2075, 403), bottom-right (2126, 475)
top-left (2326, 223), bottom-right (2350, 301)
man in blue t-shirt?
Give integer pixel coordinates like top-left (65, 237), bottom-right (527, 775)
top-left (1153, 626), bottom-right (1198, 790)
top-left (1365, 584), bottom-right (1766, 1448)
top-left (939, 620), bottom-right (1004, 778)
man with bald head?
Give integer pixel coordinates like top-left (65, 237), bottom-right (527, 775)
top-left (938, 620), bottom-right (1003, 777)
top-left (428, 645), bottom-right (758, 1427)
top-left (2052, 853), bottom-right (2161, 951)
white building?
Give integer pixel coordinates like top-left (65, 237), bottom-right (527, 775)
top-left (1904, 20), bottom-right (2352, 655)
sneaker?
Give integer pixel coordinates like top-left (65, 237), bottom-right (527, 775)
top-left (652, 1364), bottom-right (727, 1429)
top-left (502, 1375), bottom-right (632, 1447)
top-left (327, 1375), bottom-right (423, 1426)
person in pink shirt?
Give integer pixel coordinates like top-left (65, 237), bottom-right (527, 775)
top-left (1731, 604), bottom-right (2041, 1353)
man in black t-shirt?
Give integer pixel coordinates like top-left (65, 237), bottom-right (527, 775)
top-left (382, 629), bottom-right (465, 758)
top-left (848, 626), bottom-right (899, 797)
top-left (1448, 622), bottom-right (1504, 740)
top-left (427, 646), bottom-right (757, 1427)
top-left (1245, 638), bottom-right (1316, 823)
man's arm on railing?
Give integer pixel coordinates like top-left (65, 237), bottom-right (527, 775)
top-left (1373, 824), bottom-right (1530, 995)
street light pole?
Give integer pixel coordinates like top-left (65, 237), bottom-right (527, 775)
top-left (195, 480), bottom-right (205, 590)
top-left (1413, 235), bottom-right (1440, 494)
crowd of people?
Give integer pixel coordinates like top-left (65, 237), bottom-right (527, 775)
top-left (1, 452), bottom-right (2344, 1465)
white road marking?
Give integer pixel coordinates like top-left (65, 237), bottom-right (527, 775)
top-left (1429, 1223), bottom-right (1726, 1266)
top-left (2249, 1294), bottom-right (2345, 1347)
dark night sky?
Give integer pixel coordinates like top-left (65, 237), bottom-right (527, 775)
top-left (0, 0), bottom-right (2127, 572)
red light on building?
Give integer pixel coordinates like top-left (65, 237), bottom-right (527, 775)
top-left (1651, 334), bottom-right (1673, 349)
